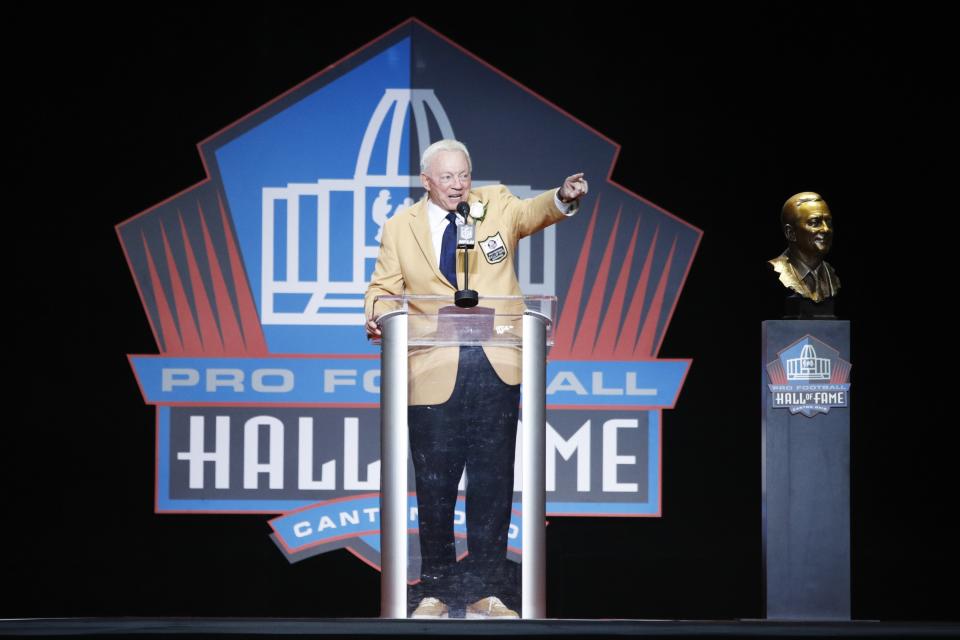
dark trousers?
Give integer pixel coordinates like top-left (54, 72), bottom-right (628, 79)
top-left (408, 346), bottom-right (520, 604)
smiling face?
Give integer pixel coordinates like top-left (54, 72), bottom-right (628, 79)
top-left (782, 192), bottom-right (833, 262)
top-left (420, 150), bottom-right (472, 211)
top-left (792, 199), bottom-right (833, 256)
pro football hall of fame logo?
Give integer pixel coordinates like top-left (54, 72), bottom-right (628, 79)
top-left (766, 334), bottom-right (852, 418)
top-left (117, 20), bottom-right (701, 572)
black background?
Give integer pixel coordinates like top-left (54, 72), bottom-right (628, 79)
top-left (10, 4), bottom-right (954, 621)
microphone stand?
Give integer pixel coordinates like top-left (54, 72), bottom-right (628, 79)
top-left (454, 202), bottom-right (479, 308)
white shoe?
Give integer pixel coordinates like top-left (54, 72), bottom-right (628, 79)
top-left (411, 597), bottom-right (449, 619)
top-left (465, 596), bottom-right (519, 619)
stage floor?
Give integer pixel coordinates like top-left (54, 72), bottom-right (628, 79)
top-left (1, 618), bottom-right (958, 639)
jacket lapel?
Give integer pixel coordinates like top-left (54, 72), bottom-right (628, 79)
top-left (409, 198), bottom-right (455, 289)
top-left (467, 190), bottom-right (490, 238)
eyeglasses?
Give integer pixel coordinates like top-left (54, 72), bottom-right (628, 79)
top-left (432, 172), bottom-right (471, 186)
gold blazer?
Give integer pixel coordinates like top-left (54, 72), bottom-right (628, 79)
top-left (365, 185), bottom-right (571, 405)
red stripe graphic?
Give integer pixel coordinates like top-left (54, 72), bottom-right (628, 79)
top-left (198, 201), bottom-right (246, 354)
top-left (571, 207), bottom-right (621, 358)
top-left (614, 225), bottom-right (658, 358)
top-left (551, 197), bottom-right (601, 357)
top-left (831, 360), bottom-right (852, 384)
top-left (178, 212), bottom-right (224, 354)
top-left (634, 236), bottom-right (676, 358)
top-left (142, 232), bottom-right (183, 354)
top-left (593, 216), bottom-right (641, 358)
top-left (160, 220), bottom-right (203, 353)
top-left (552, 199), bottom-right (678, 361)
top-left (767, 361), bottom-right (788, 385)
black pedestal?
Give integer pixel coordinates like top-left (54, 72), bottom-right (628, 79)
top-left (762, 320), bottom-right (852, 620)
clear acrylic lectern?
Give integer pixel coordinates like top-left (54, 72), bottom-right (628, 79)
top-left (372, 295), bottom-right (556, 619)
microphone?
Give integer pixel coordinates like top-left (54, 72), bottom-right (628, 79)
top-left (454, 202), bottom-right (479, 308)
top-left (456, 202), bottom-right (475, 249)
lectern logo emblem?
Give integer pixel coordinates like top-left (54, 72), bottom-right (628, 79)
top-left (767, 335), bottom-right (852, 417)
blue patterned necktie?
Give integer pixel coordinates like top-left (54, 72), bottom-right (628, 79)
top-left (439, 211), bottom-right (458, 288)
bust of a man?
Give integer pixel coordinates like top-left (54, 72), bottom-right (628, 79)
top-left (768, 191), bottom-right (840, 304)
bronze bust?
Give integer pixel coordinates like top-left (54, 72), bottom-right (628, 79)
top-left (768, 192), bottom-right (840, 304)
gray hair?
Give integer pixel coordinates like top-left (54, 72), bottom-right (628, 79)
top-left (420, 139), bottom-right (472, 174)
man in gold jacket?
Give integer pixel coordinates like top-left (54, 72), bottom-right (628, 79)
top-left (365, 139), bottom-right (587, 618)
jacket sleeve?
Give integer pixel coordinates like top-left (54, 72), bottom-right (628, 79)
top-left (364, 217), bottom-right (405, 321)
top-left (490, 185), bottom-right (573, 240)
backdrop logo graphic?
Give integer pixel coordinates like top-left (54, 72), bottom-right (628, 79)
top-left (259, 87), bottom-right (557, 328)
top-left (117, 20), bottom-right (701, 572)
top-left (766, 335), bottom-right (852, 417)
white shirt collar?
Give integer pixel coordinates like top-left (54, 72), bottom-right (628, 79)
top-left (426, 199), bottom-right (464, 230)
